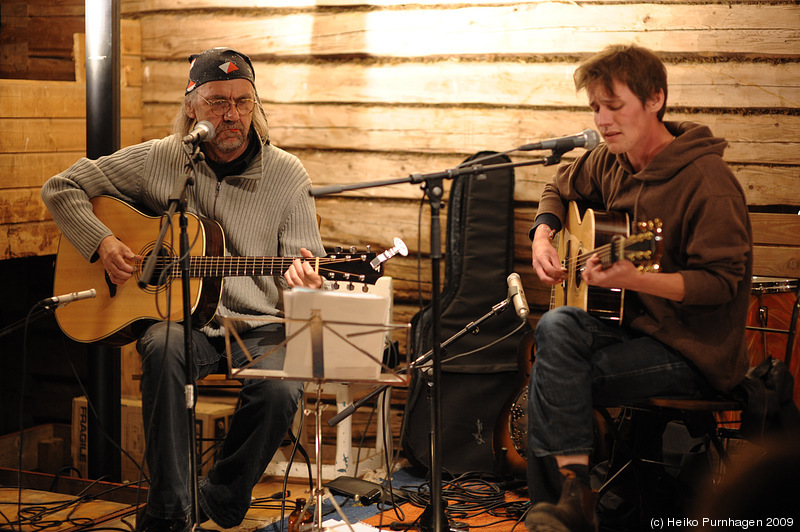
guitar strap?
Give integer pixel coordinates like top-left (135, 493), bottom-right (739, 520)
top-left (401, 151), bottom-right (532, 476)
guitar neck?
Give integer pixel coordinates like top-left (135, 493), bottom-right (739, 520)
top-left (187, 256), bottom-right (308, 277)
top-left (151, 255), bottom-right (375, 282)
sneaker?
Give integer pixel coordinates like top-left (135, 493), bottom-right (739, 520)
top-left (525, 468), bottom-right (598, 532)
top-left (136, 507), bottom-right (192, 532)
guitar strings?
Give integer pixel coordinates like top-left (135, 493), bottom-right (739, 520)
top-left (562, 232), bottom-right (653, 271)
top-left (562, 241), bottom-right (617, 271)
top-left (142, 256), bottom-right (371, 277)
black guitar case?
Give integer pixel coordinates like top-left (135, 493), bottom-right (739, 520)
top-left (401, 151), bottom-right (532, 476)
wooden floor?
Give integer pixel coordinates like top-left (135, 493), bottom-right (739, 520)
top-left (0, 469), bottom-right (531, 532)
top-left (0, 471), bottom-right (314, 532)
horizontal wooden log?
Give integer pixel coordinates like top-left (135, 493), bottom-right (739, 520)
top-left (752, 246), bottom-right (800, 280)
top-left (751, 212), bottom-right (800, 247)
top-left (0, 118), bottom-right (143, 152)
top-left (0, 152), bottom-right (85, 190)
top-left (297, 148), bottom-right (799, 208)
top-left (137, 6), bottom-right (800, 59)
top-left (0, 81), bottom-right (142, 119)
top-left (143, 59), bottom-right (800, 110)
top-left (123, 0), bottom-right (530, 11)
top-left (28, 16), bottom-right (84, 56)
top-left (143, 102), bottom-right (800, 166)
top-left (24, 0), bottom-right (85, 17)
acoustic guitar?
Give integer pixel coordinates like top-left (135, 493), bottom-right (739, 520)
top-left (52, 195), bottom-right (403, 345)
top-left (493, 201), bottom-right (663, 477)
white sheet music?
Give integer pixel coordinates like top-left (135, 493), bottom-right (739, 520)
top-left (283, 288), bottom-right (389, 381)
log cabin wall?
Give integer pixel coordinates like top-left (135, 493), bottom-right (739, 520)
top-left (121, 0), bottom-right (800, 335)
top-left (1, 1), bottom-right (799, 407)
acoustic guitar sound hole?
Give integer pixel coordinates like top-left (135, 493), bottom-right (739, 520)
top-left (137, 243), bottom-right (177, 293)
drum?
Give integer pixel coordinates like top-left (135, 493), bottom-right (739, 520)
top-left (746, 276), bottom-right (800, 408)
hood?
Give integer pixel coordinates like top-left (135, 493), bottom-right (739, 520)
top-left (618, 121), bottom-right (729, 182)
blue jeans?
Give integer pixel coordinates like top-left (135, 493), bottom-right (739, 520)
top-left (136, 321), bottom-right (303, 527)
top-left (527, 305), bottom-right (711, 466)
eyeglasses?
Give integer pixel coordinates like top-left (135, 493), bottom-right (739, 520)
top-left (197, 94), bottom-right (257, 116)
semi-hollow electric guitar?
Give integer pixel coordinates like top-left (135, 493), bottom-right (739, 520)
top-left (493, 201), bottom-right (663, 477)
top-left (52, 195), bottom-right (405, 345)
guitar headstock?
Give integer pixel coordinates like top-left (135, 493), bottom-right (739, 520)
top-left (627, 219), bottom-right (663, 273)
top-left (321, 247), bottom-right (382, 286)
top-left (320, 238), bottom-right (408, 287)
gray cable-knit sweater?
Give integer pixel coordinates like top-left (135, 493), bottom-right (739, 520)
top-left (41, 134), bottom-right (325, 336)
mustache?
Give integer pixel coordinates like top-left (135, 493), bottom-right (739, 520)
top-left (216, 121), bottom-right (246, 134)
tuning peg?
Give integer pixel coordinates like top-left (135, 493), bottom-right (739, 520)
top-left (366, 245), bottom-right (371, 252)
top-left (347, 282), bottom-right (355, 291)
top-left (349, 246), bottom-right (357, 253)
top-left (332, 281), bottom-right (340, 290)
top-left (362, 284), bottom-right (369, 293)
top-left (334, 246), bottom-right (343, 253)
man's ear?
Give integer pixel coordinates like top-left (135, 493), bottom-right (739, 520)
top-left (184, 99), bottom-right (197, 120)
top-left (647, 89), bottom-right (665, 114)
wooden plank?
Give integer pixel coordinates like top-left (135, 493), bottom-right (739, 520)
top-left (123, 0), bottom-right (526, 11)
top-left (752, 245), bottom-right (800, 279)
top-left (138, 6), bottom-right (800, 59)
top-left (125, 0), bottom-right (778, 11)
top-left (0, 152), bottom-right (85, 190)
top-left (143, 103), bottom-right (800, 166)
top-left (25, 0), bottom-right (84, 18)
top-left (297, 148), bottom-right (799, 207)
top-left (0, 81), bottom-right (142, 119)
top-left (28, 16), bottom-right (84, 56)
top-left (142, 60), bottom-right (800, 110)
top-left (751, 212), bottom-right (800, 247)
top-left (0, 118), bottom-right (143, 152)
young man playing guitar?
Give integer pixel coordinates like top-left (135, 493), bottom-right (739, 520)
top-left (526, 44), bottom-right (753, 531)
top-left (42, 48), bottom-right (325, 532)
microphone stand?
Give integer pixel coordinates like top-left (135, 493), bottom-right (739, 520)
top-left (327, 297), bottom-right (513, 427)
top-left (311, 148), bottom-right (566, 532)
top-left (138, 140), bottom-right (208, 531)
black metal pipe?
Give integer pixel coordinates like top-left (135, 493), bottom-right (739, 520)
top-left (85, 0), bottom-right (121, 482)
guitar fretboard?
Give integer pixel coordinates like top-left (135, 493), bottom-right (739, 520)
top-left (145, 256), bottom-right (370, 280)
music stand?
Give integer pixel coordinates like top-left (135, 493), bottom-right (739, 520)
top-left (219, 289), bottom-right (408, 531)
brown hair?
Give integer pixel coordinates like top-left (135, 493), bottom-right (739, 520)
top-left (574, 44), bottom-right (668, 121)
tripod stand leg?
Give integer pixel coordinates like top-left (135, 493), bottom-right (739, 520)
top-left (311, 384), bottom-right (356, 531)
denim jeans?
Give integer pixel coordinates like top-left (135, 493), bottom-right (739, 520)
top-left (527, 306), bottom-right (711, 461)
top-left (136, 321), bottom-right (303, 527)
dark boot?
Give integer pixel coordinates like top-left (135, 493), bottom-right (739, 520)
top-left (525, 465), bottom-right (598, 532)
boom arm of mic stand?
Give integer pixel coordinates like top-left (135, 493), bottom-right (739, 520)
top-left (326, 298), bottom-right (512, 427)
top-left (310, 154), bottom-right (561, 198)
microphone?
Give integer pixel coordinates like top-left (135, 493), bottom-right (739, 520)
top-left (182, 120), bottom-right (215, 144)
top-left (518, 129), bottom-right (600, 153)
top-left (39, 288), bottom-right (97, 308)
top-left (507, 273), bottom-right (529, 320)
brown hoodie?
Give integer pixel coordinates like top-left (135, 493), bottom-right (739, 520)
top-left (536, 121), bottom-right (752, 392)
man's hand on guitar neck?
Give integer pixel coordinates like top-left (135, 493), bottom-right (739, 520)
top-left (98, 235), bottom-right (139, 285)
top-left (583, 253), bottom-right (686, 302)
top-left (284, 247), bottom-right (324, 289)
top-left (531, 224), bottom-right (567, 285)
top-left (580, 253), bottom-right (636, 289)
